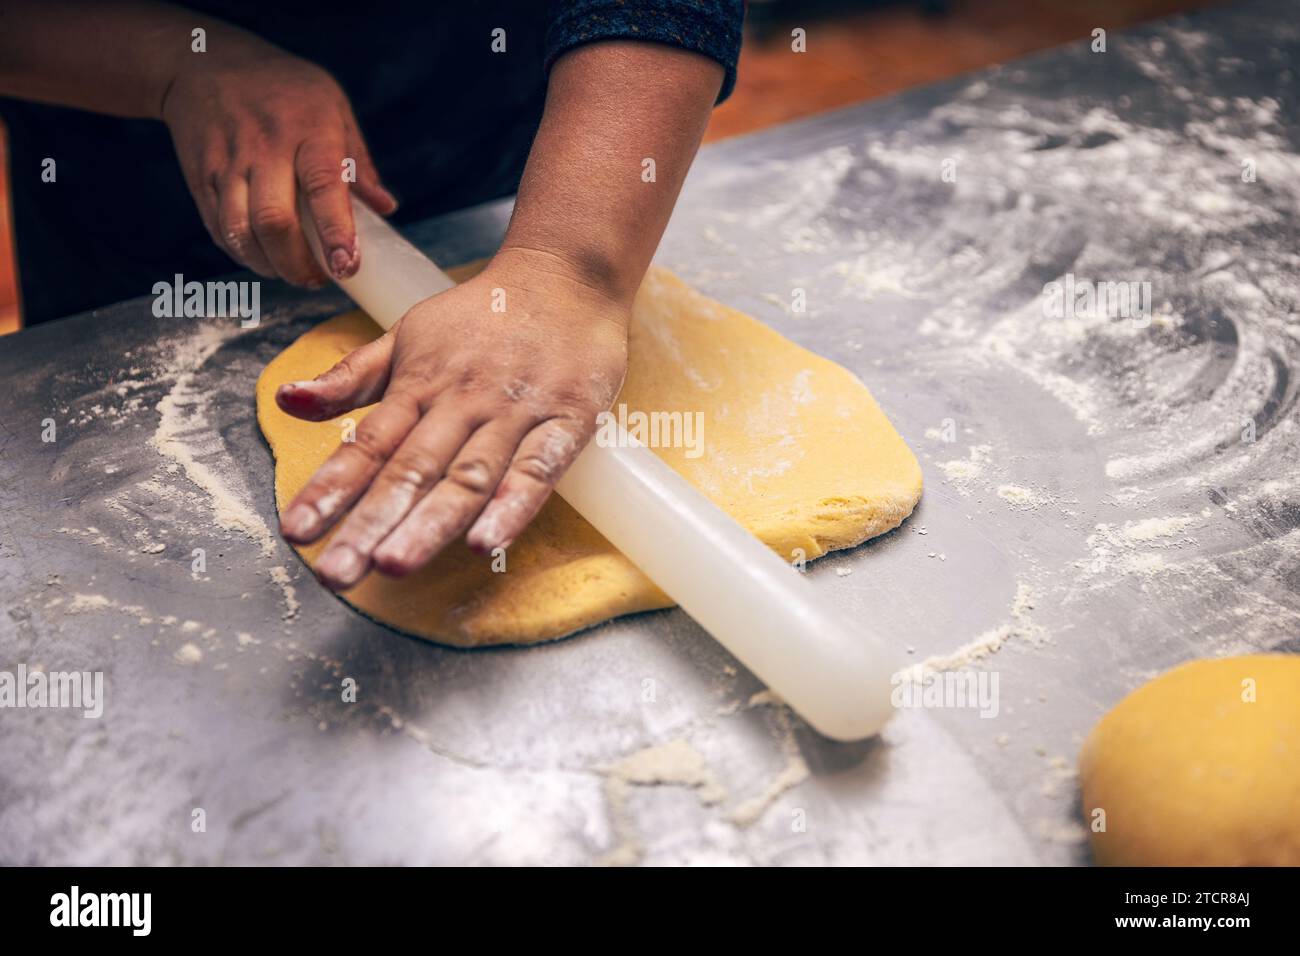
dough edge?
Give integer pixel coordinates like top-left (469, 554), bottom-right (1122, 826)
top-left (256, 265), bottom-right (923, 648)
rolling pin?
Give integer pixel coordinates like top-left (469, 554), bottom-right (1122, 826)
top-left (301, 197), bottom-right (898, 741)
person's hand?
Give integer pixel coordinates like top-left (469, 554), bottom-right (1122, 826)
top-left (274, 249), bottom-right (630, 590)
top-left (162, 39), bottom-right (396, 286)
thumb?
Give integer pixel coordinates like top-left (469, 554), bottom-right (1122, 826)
top-left (276, 331), bottom-right (396, 421)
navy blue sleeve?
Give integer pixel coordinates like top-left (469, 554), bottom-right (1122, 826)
top-left (545, 0), bottom-right (745, 104)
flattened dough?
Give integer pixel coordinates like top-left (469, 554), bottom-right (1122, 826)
top-left (256, 265), bottom-right (922, 646)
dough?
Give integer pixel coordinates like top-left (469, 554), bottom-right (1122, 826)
top-left (1079, 654), bottom-right (1300, 866)
top-left (256, 265), bottom-right (922, 646)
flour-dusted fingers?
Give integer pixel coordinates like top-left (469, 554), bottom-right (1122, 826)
top-left (279, 393), bottom-right (421, 544)
top-left (370, 419), bottom-right (532, 578)
top-left (249, 161), bottom-right (329, 287)
top-left (216, 171), bottom-right (277, 278)
top-left (276, 330), bottom-right (397, 422)
top-left (296, 135), bottom-right (359, 279)
top-left (275, 242), bottom-right (630, 586)
top-left (311, 407), bottom-right (480, 588)
top-left (464, 416), bottom-right (591, 554)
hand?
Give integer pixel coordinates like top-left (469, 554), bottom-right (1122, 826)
top-left (162, 40), bottom-right (396, 286)
top-left (274, 249), bottom-right (630, 590)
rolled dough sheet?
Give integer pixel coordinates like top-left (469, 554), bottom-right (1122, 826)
top-left (256, 265), bottom-right (922, 646)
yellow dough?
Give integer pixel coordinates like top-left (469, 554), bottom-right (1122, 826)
top-left (256, 265), bottom-right (922, 646)
top-left (1079, 654), bottom-right (1300, 866)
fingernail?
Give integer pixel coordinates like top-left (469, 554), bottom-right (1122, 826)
top-left (328, 241), bottom-right (359, 279)
top-left (317, 544), bottom-right (364, 588)
top-left (372, 543), bottom-right (410, 574)
top-left (281, 503), bottom-right (320, 540)
top-left (466, 515), bottom-right (497, 554)
top-left (378, 187), bottom-right (399, 212)
top-left (276, 381), bottom-right (318, 412)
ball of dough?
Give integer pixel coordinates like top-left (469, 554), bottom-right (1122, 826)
top-left (1079, 654), bottom-right (1300, 866)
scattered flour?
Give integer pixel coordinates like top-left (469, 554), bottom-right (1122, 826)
top-left (727, 707), bottom-right (810, 828)
top-left (1083, 514), bottom-right (1199, 578)
top-left (899, 583), bottom-right (1040, 681)
top-left (269, 566), bottom-right (300, 620)
top-left (997, 484), bottom-right (1049, 509)
top-left (174, 643), bottom-right (203, 665)
top-left (63, 593), bottom-right (150, 623)
top-left (601, 738), bottom-right (727, 801)
top-left (66, 594), bottom-right (115, 614)
top-left (1119, 514), bottom-right (1197, 542)
top-left (938, 444), bottom-right (993, 485)
top-left (149, 323), bottom-right (278, 558)
top-left (598, 738), bottom-right (727, 866)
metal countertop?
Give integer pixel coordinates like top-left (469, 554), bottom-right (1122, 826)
top-left (2, 0), bottom-right (1298, 864)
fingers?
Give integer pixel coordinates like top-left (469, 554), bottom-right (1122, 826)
top-left (296, 136), bottom-right (360, 279)
top-left (216, 172), bottom-right (276, 277)
top-left (189, 128), bottom-right (392, 284)
top-left (465, 417), bottom-right (588, 554)
top-left (296, 410), bottom-right (588, 587)
top-left (249, 161), bottom-right (330, 287)
top-left (279, 393), bottom-right (421, 544)
top-left (276, 330), bottom-right (397, 422)
top-left (182, 162), bottom-right (226, 262)
top-left (314, 409), bottom-right (484, 589)
top-left (366, 419), bottom-right (530, 582)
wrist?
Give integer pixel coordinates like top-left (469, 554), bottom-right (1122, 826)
top-left (493, 242), bottom-right (639, 310)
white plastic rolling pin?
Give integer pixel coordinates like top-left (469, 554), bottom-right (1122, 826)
top-left (302, 197), bottom-right (898, 740)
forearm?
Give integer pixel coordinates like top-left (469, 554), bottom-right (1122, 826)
top-left (499, 40), bottom-right (723, 306)
top-left (0, 0), bottom-right (274, 120)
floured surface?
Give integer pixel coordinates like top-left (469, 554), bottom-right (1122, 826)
top-left (9, 3), bottom-right (1298, 865)
top-left (257, 265), bottom-right (922, 646)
